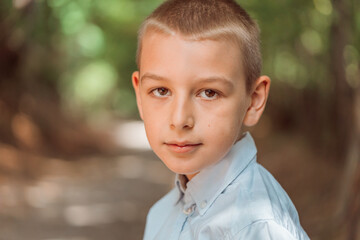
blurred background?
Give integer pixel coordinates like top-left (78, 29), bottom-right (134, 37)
top-left (0, 0), bottom-right (359, 239)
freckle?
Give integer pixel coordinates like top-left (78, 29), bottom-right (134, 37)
top-left (208, 124), bottom-right (210, 128)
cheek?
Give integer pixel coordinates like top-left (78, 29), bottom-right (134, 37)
top-left (203, 100), bottom-right (246, 137)
top-left (142, 105), bottom-right (162, 140)
top-left (204, 108), bottom-right (241, 136)
top-left (141, 98), bottom-right (162, 120)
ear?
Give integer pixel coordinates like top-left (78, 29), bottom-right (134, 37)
top-left (132, 71), bottom-right (144, 120)
top-left (243, 75), bottom-right (271, 127)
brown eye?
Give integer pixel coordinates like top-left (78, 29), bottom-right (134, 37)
top-left (153, 87), bottom-right (170, 97)
top-left (205, 89), bottom-right (216, 98)
top-left (158, 88), bottom-right (168, 95)
top-left (199, 89), bottom-right (218, 99)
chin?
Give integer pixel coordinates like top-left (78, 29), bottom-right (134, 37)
top-left (165, 163), bottom-right (200, 176)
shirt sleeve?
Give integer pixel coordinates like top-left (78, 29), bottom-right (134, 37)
top-left (233, 220), bottom-right (298, 240)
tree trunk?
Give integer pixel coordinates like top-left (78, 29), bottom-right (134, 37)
top-left (338, 83), bottom-right (360, 240)
top-left (0, 2), bottom-right (115, 159)
top-left (330, 0), bottom-right (360, 238)
top-left (330, 0), bottom-right (353, 160)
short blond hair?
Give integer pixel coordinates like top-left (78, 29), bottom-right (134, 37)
top-left (136, 0), bottom-right (261, 92)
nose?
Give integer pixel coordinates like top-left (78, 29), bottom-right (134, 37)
top-left (170, 95), bottom-right (195, 130)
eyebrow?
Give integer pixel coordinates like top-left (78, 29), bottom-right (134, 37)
top-left (196, 76), bottom-right (234, 88)
top-left (140, 73), bottom-right (234, 88)
top-left (140, 73), bottom-right (168, 82)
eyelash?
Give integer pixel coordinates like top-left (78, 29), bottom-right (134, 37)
top-left (149, 88), bottom-right (221, 100)
top-left (150, 87), bottom-right (171, 97)
top-left (198, 89), bottom-right (219, 100)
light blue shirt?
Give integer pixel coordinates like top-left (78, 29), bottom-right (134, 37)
top-left (143, 132), bottom-right (310, 240)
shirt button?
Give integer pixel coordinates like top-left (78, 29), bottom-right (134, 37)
top-left (200, 200), bottom-right (207, 209)
top-left (183, 207), bottom-right (193, 215)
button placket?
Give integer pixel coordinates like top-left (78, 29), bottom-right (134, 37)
top-left (200, 200), bottom-right (207, 209)
top-left (183, 204), bottom-right (195, 215)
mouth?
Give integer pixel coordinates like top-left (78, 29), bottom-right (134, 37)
top-left (164, 142), bottom-right (203, 154)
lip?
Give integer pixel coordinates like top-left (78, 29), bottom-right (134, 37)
top-left (165, 142), bottom-right (203, 154)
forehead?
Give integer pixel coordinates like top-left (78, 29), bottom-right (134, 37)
top-left (140, 31), bottom-right (245, 83)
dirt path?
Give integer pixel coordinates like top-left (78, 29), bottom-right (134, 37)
top-left (0, 133), bottom-right (349, 240)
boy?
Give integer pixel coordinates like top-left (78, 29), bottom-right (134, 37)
top-left (132, 0), bottom-right (310, 239)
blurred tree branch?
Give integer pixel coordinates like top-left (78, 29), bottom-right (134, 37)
top-left (0, 1), bottom-right (115, 160)
top-left (330, 0), bottom-right (360, 238)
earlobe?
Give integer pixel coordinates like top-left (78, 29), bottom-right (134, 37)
top-left (243, 75), bottom-right (271, 127)
top-left (132, 71), bottom-right (144, 120)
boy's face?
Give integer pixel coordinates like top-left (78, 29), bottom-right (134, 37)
top-left (132, 32), bottom-right (254, 180)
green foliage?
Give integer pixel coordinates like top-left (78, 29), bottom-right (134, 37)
top-left (3, 0), bottom-right (359, 120)
top-left (240, 0), bottom-right (332, 90)
top-left (45, 0), bottom-right (162, 118)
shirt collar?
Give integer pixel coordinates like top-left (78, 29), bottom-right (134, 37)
top-left (174, 132), bottom-right (257, 216)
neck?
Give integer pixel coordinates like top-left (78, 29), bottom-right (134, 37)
top-left (185, 172), bottom-right (199, 181)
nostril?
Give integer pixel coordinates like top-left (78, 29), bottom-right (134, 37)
top-left (183, 123), bottom-right (193, 129)
top-left (170, 101), bottom-right (194, 129)
top-left (169, 119), bottom-right (194, 130)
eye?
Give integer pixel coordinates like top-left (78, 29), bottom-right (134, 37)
top-left (199, 89), bottom-right (219, 100)
top-left (152, 87), bottom-right (171, 97)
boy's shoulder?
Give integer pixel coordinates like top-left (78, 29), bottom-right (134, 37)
top-left (144, 162), bottom-right (309, 240)
top-left (148, 187), bottom-right (179, 217)
top-left (143, 187), bottom-right (179, 239)
top-left (143, 142), bottom-right (310, 240)
top-left (204, 161), bottom-right (309, 239)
